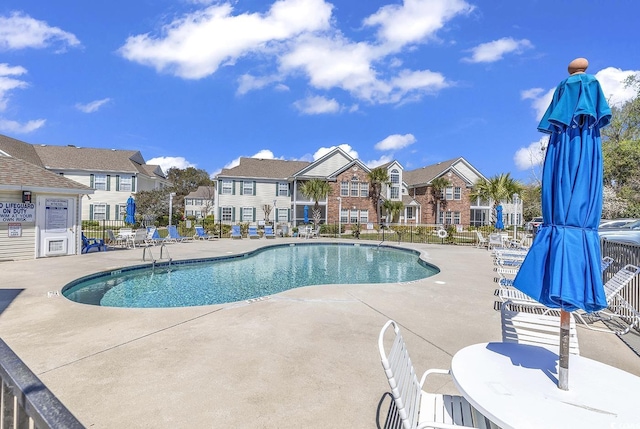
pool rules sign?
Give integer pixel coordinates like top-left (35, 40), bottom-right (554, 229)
top-left (0, 202), bottom-right (36, 223)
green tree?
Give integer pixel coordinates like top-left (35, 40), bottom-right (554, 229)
top-left (470, 173), bottom-right (524, 224)
top-left (520, 183), bottom-right (542, 221)
top-left (382, 200), bottom-right (404, 223)
top-left (166, 167), bottom-right (213, 196)
top-left (135, 188), bottom-right (170, 225)
top-left (299, 179), bottom-right (333, 225)
top-left (367, 167), bottom-right (390, 223)
top-left (429, 176), bottom-right (451, 224)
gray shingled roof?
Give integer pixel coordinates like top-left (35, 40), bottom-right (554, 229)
top-left (0, 134), bottom-right (45, 167)
top-left (185, 185), bottom-right (216, 198)
top-left (139, 164), bottom-right (166, 178)
top-left (33, 145), bottom-right (145, 172)
top-left (0, 156), bottom-right (92, 191)
top-left (218, 157), bottom-right (310, 179)
top-left (404, 157), bottom-right (461, 186)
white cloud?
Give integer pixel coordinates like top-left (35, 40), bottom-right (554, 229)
top-left (0, 63), bottom-right (28, 111)
top-left (147, 156), bottom-right (196, 173)
top-left (0, 118), bottom-right (45, 134)
top-left (75, 98), bottom-right (112, 113)
top-left (0, 11), bottom-right (80, 51)
top-left (513, 137), bottom-right (547, 171)
top-left (313, 144), bottom-right (358, 160)
top-left (463, 37), bottom-right (533, 63)
top-left (222, 149), bottom-right (280, 170)
top-left (119, 0), bottom-right (465, 106)
top-left (119, 0), bottom-right (333, 79)
top-left (365, 154), bottom-right (394, 168)
top-left (293, 95), bottom-right (340, 114)
top-left (363, 0), bottom-right (474, 49)
top-left (595, 67), bottom-right (640, 108)
top-left (523, 67), bottom-right (640, 121)
top-left (375, 133), bottom-right (416, 151)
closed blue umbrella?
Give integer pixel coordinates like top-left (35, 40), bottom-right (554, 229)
top-left (513, 58), bottom-right (611, 390)
top-left (495, 205), bottom-right (504, 230)
top-left (303, 205), bottom-right (309, 224)
top-left (125, 196), bottom-right (136, 224)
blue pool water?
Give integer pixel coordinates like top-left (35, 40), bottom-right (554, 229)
top-left (62, 243), bottom-right (439, 308)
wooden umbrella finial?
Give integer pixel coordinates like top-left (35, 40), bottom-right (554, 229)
top-left (568, 58), bottom-right (588, 75)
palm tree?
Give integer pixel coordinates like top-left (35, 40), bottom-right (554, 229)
top-left (299, 179), bottom-right (333, 226)
top-left (469, 173), bottom-right (524, 225)
top-left (368, 167), bottom-right (390, 223)
top-left (382, 200), bottom-right (404, 223)
top-left (429, 176), bottom-right (451, 224)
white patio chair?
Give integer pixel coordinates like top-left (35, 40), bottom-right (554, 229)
top-left (474, 231), bottom-right (488, 249)
top-left (500, 301), bottom-right (580, 355)
top-left (575, 264), bottom-right (640, 335)
top-left (378, 320), bottom-right (498, 429)
top-left (487, 233), bottom-right (503, 250)
top-left (107, 229), bottom-right (126, 248)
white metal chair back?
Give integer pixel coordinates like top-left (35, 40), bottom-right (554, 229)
top-left (501, 301), bottom-right (580, 355)
top-left (603, 264), bottom-right (640, 303)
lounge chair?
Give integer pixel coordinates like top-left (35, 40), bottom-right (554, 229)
top-left (194, 225), bottom-right (214, 240)
top-left (247, 225), bottom-right (260, 239)
top-left (574, 264), bottom-right (640, 335)
top-left (500, 301), bottom-right (580, 355)
top-left (81, 233), bottom-right (106, 254)
top-left (167, 225), bottom-right (191, 242)
top-left (488, 233), bottom-right (504, 250)
top-left (475, 231), bottom-right (488, 249)
top-left (263, 226), bottom-right (275, 239)
top-left (601, 256), bottom-right (614, 272)
top-left (107, 229), bottom-right (127, 248)
top-left (378, 320), bottom-right (497, 429)
top-left (230, 225), bottom-right (242, 239)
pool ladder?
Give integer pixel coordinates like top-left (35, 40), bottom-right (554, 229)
top-left (142, 243), bottom-right (172, 271)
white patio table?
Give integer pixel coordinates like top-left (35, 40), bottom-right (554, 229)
top-left (451, 342), bottom-right (640, 429)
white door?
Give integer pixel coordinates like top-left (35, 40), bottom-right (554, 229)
top-left (37, 196), bottom-right (77, 257)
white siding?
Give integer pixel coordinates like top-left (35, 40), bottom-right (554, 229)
top-left (0, 191), bottom-right (35, 261)
top-left (452, 162), bottom-right (481, 185)
top-left (302, 151), bottom-right (351, 177)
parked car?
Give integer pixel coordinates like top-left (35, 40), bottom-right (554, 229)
top-left (599, 220), bottom-right (640, 245)
top-left (525, 217), bottom-right (543, 232)
top-left (599, 219), bottom-right (638, 229)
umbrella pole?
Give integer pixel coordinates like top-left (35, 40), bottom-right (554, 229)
top-left (558, 309), bottom-right (570, 390)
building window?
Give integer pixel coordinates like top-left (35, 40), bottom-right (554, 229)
top-left (194, 198), bottom-right (203, 205)
top-left (454, 187), bottom-right (461, 200)
top-left (93, 204), bottom-right (107, 220)
top-left (120, 176), bottom-right (132, 192)
top-left (350, 209), bottom-right (358, 224)
top-left (359, 210), bottom-right (368, 224)
top-left (242, 207), bottom-right (253, 222)
top-left (276, 208), bottom-right (288, 222)
top-left (453, 211), bottom-right (461, 224)
top-left (445, 187), bottom-right (454, 200)
top-left (186, 210), bottom-right (194, 217)
top-left (390, 169), bottom-right (400, 184)
top-left (470, 208), bottom-right (487, 227)
top-left (94, 174), bottom-right (107, 190)
top-left (340, 181), bottom-right (349, 197)
top-left (390, 187), bottom-right (399, 199)
top-left (185, 199), bottom-right (192, 206)
top-left (340, 209), bottom-right (348, 224)
top-left (221, 207), bottom-right (232, 221)
top-left (351, 181), bottom-right (359, 197)
top-left (278, 183), bottom-right (288, 197)
top-left (360, 182), bottom-right (369, 197)
top-left (221, 180), bottom-right (233, 195)
top-left (242, 181), bottom-right (254, 195)
top-left (406, 206), bottom-right (414, 219)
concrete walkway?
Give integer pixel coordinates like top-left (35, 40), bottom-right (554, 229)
top-left (1, 238), bottom-right (639, 428)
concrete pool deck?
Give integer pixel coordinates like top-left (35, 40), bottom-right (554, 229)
top-left (1, 238), bottom-right (639, 428)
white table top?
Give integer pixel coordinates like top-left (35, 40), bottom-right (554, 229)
top-left (451, 342), bottom-right (640, 429)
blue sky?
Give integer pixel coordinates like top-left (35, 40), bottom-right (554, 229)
top-left (1, 0), bottom-right (638, 183)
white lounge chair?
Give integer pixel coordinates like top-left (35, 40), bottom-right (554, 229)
top-left (475, 231), bottom-right (488, 249)
top-left (488, 233), bottom-right (504, 250)
top-left (501, 301), bottom-right (580, 355)
top-left (575, 264), bottom-right (640, 335)
top-left (378, 320), bottom-right (498, 429)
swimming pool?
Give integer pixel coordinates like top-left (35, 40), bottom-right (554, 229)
top-left (62, 243), bottom-right (439, 308)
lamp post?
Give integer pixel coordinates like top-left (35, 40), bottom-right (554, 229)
top-left (169, 192), bottom-right (176, 227)
top-left (337, 197), bottom-right (341, 238)
top-left (273, 199), bottom-right (277, 224)
top-left (513, 193), bottom-right (519, 240)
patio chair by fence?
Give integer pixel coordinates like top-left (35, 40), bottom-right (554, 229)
top-left (81, 233), bottom-right (106, 254)
top-left (167, 225), bottom-right (191, 242)
top-left (475, 231), bottom-right (488, 249)
top-left (248, 225), bottom-right (260, 239)
top-left (230, 225), bottom-right (242, 239)
top-left (263, 226), bottom-right (275, 239)
top-left (194, 225), bottom-right (214, 240)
